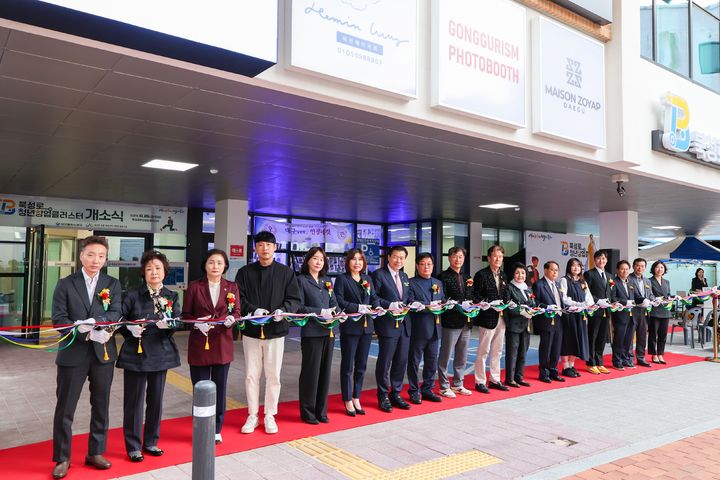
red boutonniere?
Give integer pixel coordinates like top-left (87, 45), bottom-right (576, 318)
top-left (529, 293), bottom-right (535, 300)
top-left (325, 281), bottom-right (334, 297)
top-left (466, 278), bottom-right (473, 287)
top-left (608, 279), bottom-right (615, 287)
top-left (361, 280), bottom-right (371, 294)
top-left (226, 292), bottom-right (236, 313)
top-left (431, 283), bottom-right (439, 294)
top-left (98, 288), bottom-right (111, 311)
top-left (158, 296), bottom-right (173, 317)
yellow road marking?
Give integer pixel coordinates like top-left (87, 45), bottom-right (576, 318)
top-left (289, 437), bottom-right (502, 480)
top-left (166, 370), bottom-right (246, 410)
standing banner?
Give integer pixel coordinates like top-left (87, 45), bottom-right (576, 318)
top-left (525, 230), bottom-right (598, 277)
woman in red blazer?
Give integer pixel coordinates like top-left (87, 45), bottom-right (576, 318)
top-left (183, 248), bottom-right (240, 444)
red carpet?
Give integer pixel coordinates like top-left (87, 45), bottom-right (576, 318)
top-left (0, 353), bottom-right (703, 479)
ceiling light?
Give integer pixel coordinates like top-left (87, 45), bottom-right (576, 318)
top-left (651, 225), bottom-right (682, 230)
top-left (478, 203), bottom-right (519, 209)
top-left (142, 159), bottom-right (198, 171)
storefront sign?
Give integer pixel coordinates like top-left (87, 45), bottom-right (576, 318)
top-left (230, 244), bottom-right (245, 258)
top-left (651, 92), bottom-right (720, 168)
top-left (525, 230), bottom-right (599, 274)
top-left (431, 0), bottom-right (525, 127)
top-left (289, 0), bottom-right (418, 97)
top-left (253, 218), bottom-right (354, 247)
top-left (0, 194), bottom-right (187, 234)
top-left (357, 237), bottom-right (381, 265)
top-left (532, 17), bottom-right (606, 149)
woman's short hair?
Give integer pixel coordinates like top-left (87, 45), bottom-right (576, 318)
top-left (651, 260), bottom-right (667, 276)
top-left (203, 248), bottom-right (229, 273)
top-left (344, 248), bottom-right (367, 273)
top-left (301, 247), bottom-right (329, 277)
top-left (139, 250), bottom-right (170, 280)
top-left (565, 258), bottom-right (583, 277)
top-left (512, 262), bottom-right (526, 274)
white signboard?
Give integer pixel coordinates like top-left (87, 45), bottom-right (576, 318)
top-left (0, 194), bottom-right (187, 234)
top-left (532, 17), bottom-right (606, 148)
top-left (289, 0), bottom-right (418, 97)
top-left (525, 230), bottom-right (599, 276)
top-left (431, 0), bottom-right (526, 127)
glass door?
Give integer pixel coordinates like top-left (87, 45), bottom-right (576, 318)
top-left (43, 230), bottom-right (81, 324)
top-left (24, 225), bottom-right (45, 339)
top-left (95, 231), bottom-right (152, 297)
top-left (0, 227), bottom-right (27, 328)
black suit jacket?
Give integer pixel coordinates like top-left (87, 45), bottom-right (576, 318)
top-left (584, 268), bottom-right (612, 303)
top-left (116, 286), bottom-right (181, 372)
top-left (372, 266), bottom-right (411, 337)
top-left (52, 271), bottom-right (122, 366)
top-left (407, 276), bottom-right (444, 341)
top-left (471, 267), bottom-right (508, 329)
top-left (532, 277), bottom-right (563, 333)
top-left (438, 268), bottom-right (473, 329)
top-left (297, 274), bottom-right (339, 337)
top-left (505, 283), bottom-right (536, 333)
top-left (610, 276), bottom-right (644, 323)
top-left (334, 273), bottom-right (379, 335)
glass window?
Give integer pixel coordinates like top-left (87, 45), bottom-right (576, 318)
top-left (656, 0), bottom-right (690, 76)
top-left (153, 233), bottom-right (186, 247)
top-left (254, 216), bottom-right (290, 249)
top-left (692, 4), bottom-right (720, 91)
top-left (499, 229), bottom-right (522, 257)
top-left (640, 1), bottom-right (654, 59)
top-left (0, 227), bottom-right (26, 242)
top-left (154, 248), bottom-right (186, 262)
top-left (0, 276), bottom-right (24, 327)
top-left (388, 223), bottom-right (417, 245)
top-left (0, 244), bottom-right (25, 273)
top-left (325, 222), bottom-right (354, 253)
top-left (482, 227), bottom-right (498, 257)
top-left (696, 1), bottom-right (720, 16)
top-left (202, 211), bottom-right (215, 233)
top-left (357, 223), bottom-right (384, 245)
top-left (442, 222), bottom-right (469, 255)
top-left (290, 218), bottom-right (323, 251)
top-left (419, 222), bottom-right (432, 253)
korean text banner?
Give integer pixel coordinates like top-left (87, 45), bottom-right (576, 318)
top-left (0, 194), bottom-right (187, 234)
top-left (525, 230), bottom-right (599, 274)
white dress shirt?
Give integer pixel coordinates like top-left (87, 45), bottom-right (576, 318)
top-left (82, 269), bottom-right (99, 303)
top-left (208, 280), bottom-right (221, 308)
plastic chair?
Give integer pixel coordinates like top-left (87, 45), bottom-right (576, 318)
top-left (699, 310), bottom-right (715, 349)
top-left (670, 307), bottom-right (702, 348)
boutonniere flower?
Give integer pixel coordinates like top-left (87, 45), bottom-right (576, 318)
top-left (158, 296), bottom-right (174, 317)
top-left (403, 281), bottom-right (410, 287)
top-left (431, 283), bottom-right (439, 294)
top-left (98, 288), bottom-right (111, 311)
top-left (608, 279), bottom-right (615, 287)
top-left (226, 292), bottom-right (236, 313)
top-left (466, 278), bottom-right (473, 287)
top-left (325, 281), bottom-right (334, 297)
top-left (361, 280), bottom-right (371, 294)
top-left (529, 293), bottom-right (535, 299)
top-left (629, 285), bottom-right (635, 291)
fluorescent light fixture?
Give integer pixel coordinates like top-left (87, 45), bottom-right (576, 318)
top-left (142, 159), bottom-right (198, 171)
top-left (478, 203), bottom-right (519, 209)
top-left (651, 225), bottom-right (682, 230)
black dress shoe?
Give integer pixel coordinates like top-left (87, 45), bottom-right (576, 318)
top-left (409, 393), bottom-right (422, 405)
top-left (550, 375), bottom-right (566, 382)
top-left (85, 454), bottom-right (112, 470)
top-left (354, 407), bottom-right (366, 415)
top-left (539, 377), bottom-right (551, 383)
top-left (378, 397), bottom-right (393, 413)
top-left (421, 391), bottom-right (442, 402)
top-left (516, 380), bottom-right (531, 387)
top-left (318, 416), bottom-right (330, 424)
top-left (637, 360), bottom-right (652, 367)
top-left (624, 363), bottom-right (636, 369)
top-left (488, 381), bottom-right (509, 391)
top-left (475, 383), bottom-right (490, 394)
top-left (571, 367), bottom-right (581, 377)
top-left (128, 451), bottom-right (144, 462)
top-left (52, 461), bottom-right (70, 479)
top-left (345, 407), bottom-right (357, 417)
top-left (303, 417), bottom-right (320, 425)
top-left (389, 394), bottom-right (411, 410)
top-left (659, 359), bottom-right (667, 364)
top-left (506, 381), bottom-right (520, 388)
top-left (142, 446), bottom-right (164, 456)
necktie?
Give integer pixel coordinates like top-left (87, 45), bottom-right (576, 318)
top-left (550, 281), bottom-right (561, 308)
top-left (87, 277), bottom-right (95, 303)
top-left (394, 272), bottom-right (403, 298)
top-left (600, 271), bottom-right (605, 281)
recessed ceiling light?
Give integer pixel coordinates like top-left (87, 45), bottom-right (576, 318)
top-left (478, 203), bottom-right (519, 209)
top-left (651, 225), bottom-right (682, 230)
top-left (142, 159), bottom-right (198, 172)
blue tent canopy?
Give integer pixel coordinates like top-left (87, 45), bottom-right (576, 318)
top-left (670, 237), bottom-right (720, 261)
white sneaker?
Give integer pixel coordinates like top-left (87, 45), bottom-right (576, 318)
top-left (241, 414), bottom-right (259, 434)
top-left (439, 388), bottom-right (456, 398)
top-left (214, 433), bottom-right (222, 444)
top-left (264, 414), bottom-right (278, 434)
top-left (452, 386), bottom-right (473, 396)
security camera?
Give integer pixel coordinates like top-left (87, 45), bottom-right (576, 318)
top-left (611, 174), bottom-right (629, 198)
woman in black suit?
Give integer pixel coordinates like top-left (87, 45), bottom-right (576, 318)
top-left (648, 261), bottom-right (671, 364)
top-left (504, 263), bottom-right (536, 388)
top-left (691, 268), bottom-right (709, 311)
top-left (334, 248), bottom-right (380, 416)
top-left (117, 250), bottom-right (181, 462)
top-left (297, 247), bottom-right (339, 425)
top-left (559, 258), bottom-right (592, 378)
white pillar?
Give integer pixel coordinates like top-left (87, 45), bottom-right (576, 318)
top-left (599, 211), bottom-right (638, 262)
top-left (214, 199), bottom-right (248, 280)
top-left (469, 222), bottom-right (483, 274)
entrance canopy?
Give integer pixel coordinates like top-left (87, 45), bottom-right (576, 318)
top-left (642, 236), bottom-right (720, 262)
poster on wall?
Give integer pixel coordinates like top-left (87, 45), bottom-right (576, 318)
top-left (431, 0), bottom-right (526, 127)
top-left (525, 230), bottom-right (599, 281)
top-left (289, 0), bottom-right (418, 97)
top-left (0, 194), bottom-right (187, 233)
top-left (532, 17), bottom-right (606, 149)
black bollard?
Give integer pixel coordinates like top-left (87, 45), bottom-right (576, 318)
top-left (192, 380), bottom-right (216, 480)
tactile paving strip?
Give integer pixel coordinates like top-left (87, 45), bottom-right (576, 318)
top-left (289, 437), bottom-right (502, 479)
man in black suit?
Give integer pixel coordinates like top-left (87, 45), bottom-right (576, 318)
top-left (610, 260), bottom-right (645, 370)
top-left (51, 236), bottom-right (122, 479)
top-left (583, 250), bottom-right (613, 375)
top-left (472, 245), bottom-right (509, 393)
top-left (372, 246), bottom-right (411, 412)
top-left (533, 261), bottom-right (565, 383)
top-left (627, 258), bottom-right (654, 367)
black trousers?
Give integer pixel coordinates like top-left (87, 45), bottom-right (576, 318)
top-left (53, 356), bottom-right (114, 462)
top-left (587, 313), bottom-right (610, 366)
top-left (407, 335), bottom-right (439, 395)
top-left (299, 336), bottom-right (334, 421)
top-left (628, 311), bottom-right (649, 359)
top-left (375, 334), bottom-right (410, 398)
top-left (190, 363), bottom-right (230, 434)
top-left (505, 329), bottom-right (530, 383)
top-left (123, 369), bottom-right (167, 453)
top-left (647, 316), bottom-right (670, 355)
top-left (339, 334), bottom-right (372, 401)
top-left (538, 325), bottom-right (562, 380)
top-left (611, 314), bottom-right (632, 367)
